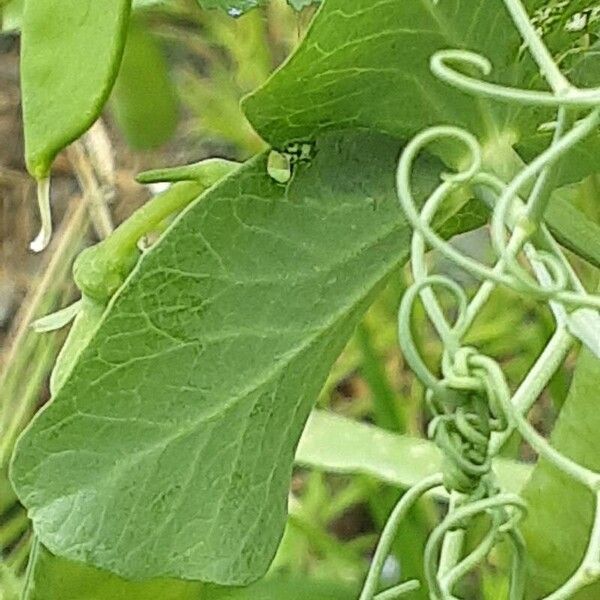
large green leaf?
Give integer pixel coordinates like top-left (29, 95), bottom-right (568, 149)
top-left (520, 349), bottom-right (600, 599)
top-left (242, 0), bottom-right (600, 186)
top-left (242, 0), bottom-right (540, 154)
top-left (11, 131), bottom-right (481, 586)
top-left (21, 0), bottom-right (132, 178)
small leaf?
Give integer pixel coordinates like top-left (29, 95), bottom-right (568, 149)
top-left (11, 131), bottom-right (480, 585)
top-left (31, 301), bottom-right (82, 334)
top-left (21, 0), bottom-right (132, 178)
top-left (110, 19), bottom-right (179, 150)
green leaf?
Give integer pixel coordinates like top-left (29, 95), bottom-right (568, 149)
top-left (1, 0), bottom-right (162, 32)
top-left (110, 19), bottom-right (179, 150)
top-left (296, 411), bottom-right (532, 500)
top-left (243, 0), bottom-right (600, 185)
top-left (20, 0), bottom-right (132, 178)
top-left (10, 131), bottom-right (478, 586)
top-left (520, 349), bottom-right (600, 599)
top-left (242, 0), bottom-right (539, 155)
top-left (516, 40), bottom-right (600, 187)
top-left (23, 542), bottom-right (351, 600)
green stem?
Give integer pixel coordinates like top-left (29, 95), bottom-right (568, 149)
top-left (101, 180), bottom-right (205, 262)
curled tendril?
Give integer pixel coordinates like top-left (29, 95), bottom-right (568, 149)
top-left (425, 495), bottom-right (528, 599)
top-left (360, 1), bottom-right (600, 598)
top-left (397, 126), bottom-right (600, 311)
top-left (398, 275), bottom-right (468, 394)
top-left (431, 49), bottom-right (600, 108)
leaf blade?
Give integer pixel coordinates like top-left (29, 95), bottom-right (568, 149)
top-left (12, 131), bottom-right (459, 585)
top-left (21, 0), bottom-right (131, 178)
top-left (242, 0), bottom-right (536, 153)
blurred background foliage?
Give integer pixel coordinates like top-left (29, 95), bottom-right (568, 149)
top-left (1, 1), bottom-right (599, 598)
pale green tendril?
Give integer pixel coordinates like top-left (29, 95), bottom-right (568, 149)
top-left (359, 0), bottom-right (600, 598)
top-left (29, 177), bottom-right (52, 253)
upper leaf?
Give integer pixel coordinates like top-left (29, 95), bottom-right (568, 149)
top-left (242, 0), bottom-right (540, 153)
top-left (20, 0), bottom-right (132, 178)
top-left (11, 131), bottom-right (479, 585)
top-left (242, 0), bottom-right (600, 185)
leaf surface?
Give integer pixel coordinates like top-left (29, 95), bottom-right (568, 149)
top-left (242, 0), bottom-right (539, 154)
top-left (11, 131), bottom-right (480, 585)
top-left (23, 542), bottom-right (204, 600)
top-left (21, 0), bottom-right (131, 178)
top-left (242, 0), bottom-right (600, 184)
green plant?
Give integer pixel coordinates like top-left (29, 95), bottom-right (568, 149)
top-left (3, 0), bottom-right (600, 598)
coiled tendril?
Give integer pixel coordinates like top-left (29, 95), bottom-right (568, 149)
top-left (359, 1), bottom-right (600, 599)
